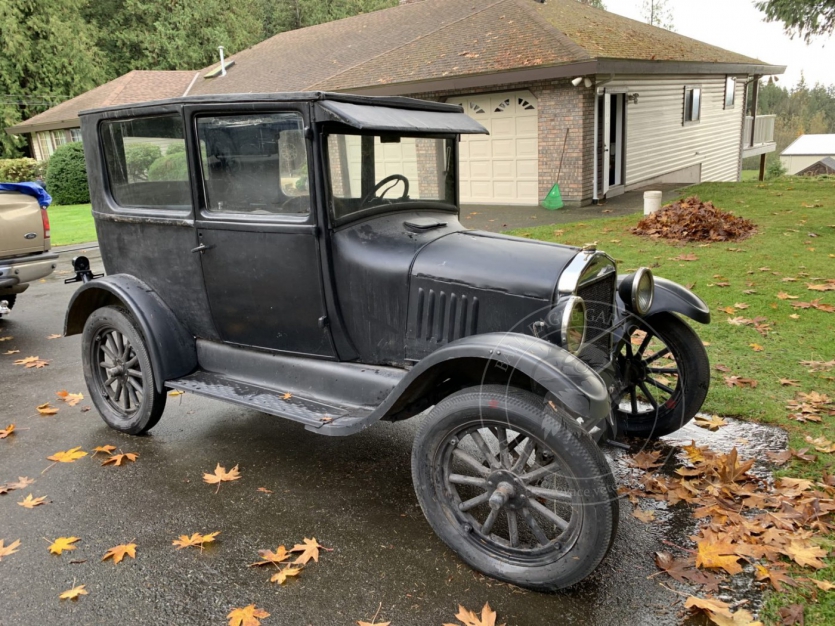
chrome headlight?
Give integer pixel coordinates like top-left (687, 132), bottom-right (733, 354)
top-left (547, 296), bottom-right (587, 354)
top-left (618, 267), bottom-right (655, 316)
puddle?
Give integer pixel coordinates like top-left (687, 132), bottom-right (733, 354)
top-left (606, 414), bottom-right (789, 621)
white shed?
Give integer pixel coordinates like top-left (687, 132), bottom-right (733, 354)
top-left (781, 135), bottom-right (835, 174)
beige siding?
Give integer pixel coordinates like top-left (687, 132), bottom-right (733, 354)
top-left (602, 74), bottom-right (746, 187)
top-left (782, 155), bottom-right (831, 175)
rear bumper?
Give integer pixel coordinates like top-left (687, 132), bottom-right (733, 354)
top-left (0, 252), bottom-right (59, 289)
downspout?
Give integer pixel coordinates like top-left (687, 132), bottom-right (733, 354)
top-left (593, 91), bottom-right (599, 203)
top-left (218, 46), bottom-right (227, 77)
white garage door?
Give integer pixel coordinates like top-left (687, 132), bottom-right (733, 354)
top-left (447, 90), bottom-right (539, 205)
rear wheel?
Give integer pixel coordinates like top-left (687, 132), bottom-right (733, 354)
top-left (614, 312), bottom-right (710, 438)
top-left (412, 385), bottom-right (618, 591)
top-left (82, 306), bottom-right (166, 435)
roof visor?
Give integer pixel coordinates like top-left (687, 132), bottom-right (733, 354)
top-left (317, 100), bottom-right (488, 135)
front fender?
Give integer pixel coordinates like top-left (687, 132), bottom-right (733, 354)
top-left (618, 275), bottom-right (710, 324)
top-left (382, 332), bottom-right (611, 428)
top-left (64, 274), bottom-right (196, 393)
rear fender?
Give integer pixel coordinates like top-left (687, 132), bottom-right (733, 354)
top-left (380, 333), bottom-right (612, 434)
top-left (64, 274), bottom-right (196, 392)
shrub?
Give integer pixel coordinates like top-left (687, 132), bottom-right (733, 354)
top-left (46, 142), bottom-right (90, 205)
top-left (0, 157), bottom-right (47, 182)
top-left (766, 159), bottom-right (787, 180)
top-left (166, 143), bottom-right (186, 156)
top-left (125, 143), bottom-right (162, 181)
top-left (147, 151), bottom-right (188, 181)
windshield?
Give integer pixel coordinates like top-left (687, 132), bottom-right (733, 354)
top-left (325, 133), bottom-right (456, 222)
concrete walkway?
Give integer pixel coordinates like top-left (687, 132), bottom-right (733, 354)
top-left (461, 184), bottom-right (686, 232)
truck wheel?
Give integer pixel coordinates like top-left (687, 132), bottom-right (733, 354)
top-left (411, 385), bottom-right (618, 591)
top-left (82, 306), bottom-right (166, 435)
top-left (614, 312), bottom-right (710, 439)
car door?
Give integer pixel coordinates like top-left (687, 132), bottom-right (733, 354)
top-left (189, 105), bottom-right (335, 357)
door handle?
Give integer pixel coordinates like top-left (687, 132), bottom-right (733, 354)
top-left (191, 243), bottom-right (215, 254)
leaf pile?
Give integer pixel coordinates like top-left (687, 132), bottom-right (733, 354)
top-left (622, 443), bottom-right (835, 622)
top-left (632, 196), bottom-right (757, 243)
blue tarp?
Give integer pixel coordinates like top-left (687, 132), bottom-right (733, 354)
top-left (0, 182), bottom-right (52, 207)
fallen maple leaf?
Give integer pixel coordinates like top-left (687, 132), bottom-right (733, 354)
top-left (18, 494), bottom-right (48, 509)
top-left (781, 540), bottom-right (828, 569)
top-left (0, 424), bottom-right (14, 439)
top-left (102, 452), bottom-right (139, 466)
top-left (56, 390), bottom-right (84, 406)
top-left (36, 402), bottom-right (59, 416)
top-left (670, 253), bottom-right (699, 261)
top-left (228, 605), bottom-right (270, 626)
top-left (282, 392), bottom-right (292, 400)
top-left (806, 435), bottom-right (835, 453)
top-left (2, 349), bottom-right (19, 355)
top-left (168, 389), bottom-right (184, 397)
top-left (172, 531), bottom-right (220, 550)
top-left (709, 608), bottom-right (764, 626)
top-left (7, 477), bottom-right (33, 489)
top-left (59, 584), bottom-right (88, 601)
top-left (750, 343), bottom-right (764, 352)
top-left (257, 487), bottom-right (273, 494)
top-left (778, 604), bottom-right (804, 626)
top-left (808, 578), bottom-right (835, 591)
top-left (291, 537), bottom-right (326, 565)
top-left (270, 566), bottom-right (302, 584)
top-left (779, 378), bottom-right (800, 387)
top-left (47, 447), bottom-right (87, 463)
top-left (755, 564), bottom-right (797, 592)
top-left (632, 509), bottom-right (655, 523)
top-left (14, 356), bottom-right (49, 368)
top-left (49, 536), bottom-right (80, 555)
top-left (102, 542), bottom-right (137, 564)
top-left (685, 596), bottom-right (733, 619)
top-left (250, 545), bottom-right (292, 567)
top-left (444, 603), bottom-right (503, 626)
top-left (695, 415), bottom-right (728, 431)
top-left (696, 536), bottom-right (743, 575)
top-left (203, 464), bottom-right (241, 492)
top-left (0, 539), bottom-right (21, 561)
top-left (724, 376), bottom-right (758, 388)
top-left (92, 445), bottom-right (116, 456)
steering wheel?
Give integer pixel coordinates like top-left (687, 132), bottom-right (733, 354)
top-left (360, 174), bottom-right (410, 207)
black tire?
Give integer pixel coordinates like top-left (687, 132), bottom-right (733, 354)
top-left (411, 385), bottom-right (618, 591)
top-left (82, 306), bottom-right (166, 435)
top-left (614, 312), bottom-right (710, 439)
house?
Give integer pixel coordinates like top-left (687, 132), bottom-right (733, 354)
top-left (5, 70), bottom-right (199, 160)
top-left (795, 157), bottom-right (835, 177)
top-left (781, 135), bottom-right (835, 175)
top-left (6, 0), bottom-right (784, 206)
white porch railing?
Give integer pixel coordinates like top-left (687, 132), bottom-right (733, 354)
top-left (743, 115), bottom-right (776, 146)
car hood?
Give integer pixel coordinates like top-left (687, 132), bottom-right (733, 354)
top-left (411, 230), bottom-right (581, 301)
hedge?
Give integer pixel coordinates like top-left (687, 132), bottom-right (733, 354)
top-left (0, 157), bottom-right (47, 183)
top-left (147, 151), bottom-right (188, 181)
top-left (46, 142), bottom-right (90, 205)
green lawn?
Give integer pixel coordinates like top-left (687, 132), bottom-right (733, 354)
top-left (741, 169), bottom-right (761, 181)
top-left (48, 203), bottom-right (95, 246)
top-left (512, 177), bottom-right (835, 624)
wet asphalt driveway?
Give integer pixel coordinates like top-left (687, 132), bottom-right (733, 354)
top-left (0, 245), bottom-right (785, 626)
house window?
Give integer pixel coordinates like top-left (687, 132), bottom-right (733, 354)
top-left (51, 130), bottom-right (68, 147)
top-left (36, 132), bottom-right (53, 158)
top-left (684, 86), bottom-right (701, 124)
top-left (724, 77), bottom-right (736, 109)
top-left (70, 128), bottom-right (82, 143)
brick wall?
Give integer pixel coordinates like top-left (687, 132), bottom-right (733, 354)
top-left (407, 79), bottom-right (596, 205)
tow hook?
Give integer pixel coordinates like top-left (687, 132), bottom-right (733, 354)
top-left (0, 300), bottom-right (10, 316)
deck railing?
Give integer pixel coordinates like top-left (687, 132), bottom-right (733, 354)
top-left (743, 115), bottom-right (776, 146)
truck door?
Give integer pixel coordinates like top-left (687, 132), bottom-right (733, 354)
top-left (189, 106), bottom-right (335, 357)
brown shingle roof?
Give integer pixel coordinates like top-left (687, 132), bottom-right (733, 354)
top-left (7, 71), bottom-right (198, 134)
top-left (190, 0), bottom-right (774, 96)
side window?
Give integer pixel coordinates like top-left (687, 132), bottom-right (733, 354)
top-left (683, 86), bottom-right (702, 125)
top-left (196, 112), bottom-right (310, 216)
top-left (101, 115), bottom-right (190, 209)
top-left (724, 76), bottom-right (736, 109)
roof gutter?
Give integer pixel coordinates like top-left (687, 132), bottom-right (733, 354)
top-left (333, 58), bottom-right (786, 97)
top-left (6, 117), bottom-right (80, 136)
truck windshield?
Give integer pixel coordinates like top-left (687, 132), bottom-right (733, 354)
top-left (325, 133), bottom-right (456, 222)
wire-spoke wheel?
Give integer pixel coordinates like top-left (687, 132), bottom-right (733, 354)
top-left (412, 385), bottom-right (618, 591)
top-left (82, 306), bottom-right (166, 435)
top-left (614, 312), bottom-right (710, 439)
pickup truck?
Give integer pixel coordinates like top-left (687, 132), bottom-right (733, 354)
top-left (0, 182), bottom-right (58, 316)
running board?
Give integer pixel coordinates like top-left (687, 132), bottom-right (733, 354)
top-left (166, 370), bottom-right (373, 432)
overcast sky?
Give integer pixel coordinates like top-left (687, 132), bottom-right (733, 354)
top-left (603, 0), bottom-right (833, 88)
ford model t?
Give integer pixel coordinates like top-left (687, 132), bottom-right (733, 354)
top-left (65, 92), bottom-right (710, 591)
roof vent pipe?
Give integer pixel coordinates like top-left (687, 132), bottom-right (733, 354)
top-left (218, 46), bottom-right (227, 77)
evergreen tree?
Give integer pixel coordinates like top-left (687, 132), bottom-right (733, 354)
top-left (755, 0), bottom-right (835, 43)
top-left (0, 0), bottom-right (106, 157)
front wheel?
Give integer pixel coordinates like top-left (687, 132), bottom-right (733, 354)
top-left (613, 312), bottom-right (710, 439)
top-left (82, 306), bottom-right (166, 435)
top-left (411, 385), bottom-right (618, 591)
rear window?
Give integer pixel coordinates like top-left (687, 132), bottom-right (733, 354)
top-left (100, 115), bottom-right (190, 210)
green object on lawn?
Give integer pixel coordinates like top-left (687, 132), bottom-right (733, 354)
top-left (541, 183), bottom-right (564, 210)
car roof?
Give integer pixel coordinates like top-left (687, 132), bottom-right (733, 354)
top-left (78, 90), bottom-right (462, 118)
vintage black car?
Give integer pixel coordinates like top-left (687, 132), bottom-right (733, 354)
top-left (65, 92), bottom-right (710, 591)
